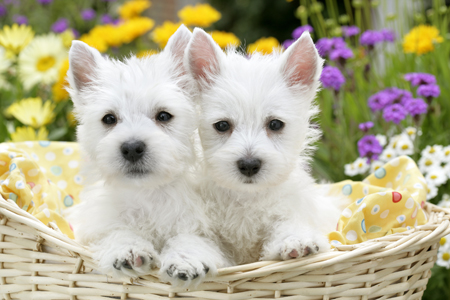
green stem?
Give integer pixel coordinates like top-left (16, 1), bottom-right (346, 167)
top-left (344, 0), bottom-right (354, 24)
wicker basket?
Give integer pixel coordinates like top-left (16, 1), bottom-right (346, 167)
top-left (0, 196), bottom-right (449, 300)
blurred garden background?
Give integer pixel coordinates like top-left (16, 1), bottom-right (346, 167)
top-left (0, 0), bottom-right (450, 298)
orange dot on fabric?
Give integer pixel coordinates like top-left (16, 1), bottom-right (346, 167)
top-left (421, 201), bottom-right (425, 208)
top-left (392, 191), bottom-right (402, 203)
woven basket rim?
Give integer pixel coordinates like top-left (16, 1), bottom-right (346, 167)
top-left (0, 195), bottom-right (449, 283)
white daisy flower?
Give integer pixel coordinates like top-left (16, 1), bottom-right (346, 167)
top-left (421, 145), bottom-right (444, 161)
top-left (427, 184), bottom-right (438, 201)
top-left (375, 134), bottom-right (387, 147)
top-left (0, 46), bottom-right (12, 91)
top-left (370, 160), bottom-right (384, 173)
top-left (438, 194), bottom-right (450, 208)
top-left (379, 148), bottom-right (397, 162)
top-left (395, 135), bottom-right (414, 156)
top-left (404, 127), bottom-right (417, 141)
top-left (442, 146), bottom-right (450, 163)
top-left (344, 157), bottom-right (369, 177)
top-left (437, 244), bottom-right (450, 269)
top-left (344, 162), bottom-right (358, 177)
top-left (425, 168), bottom-right (448, 187)
top-left (354, 157), bottom-right (369, 174)
top-left (418, 155), bottom-right (440, 174)
top-left (18, 34), bottom-right (66, 90)
top-left (439, 234), bottom-right (450, 248)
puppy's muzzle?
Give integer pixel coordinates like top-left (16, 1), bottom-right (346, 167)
top-left (237, 158), bottom-right (262, 177)
top-left (121, 140), bottom-right (146, 163)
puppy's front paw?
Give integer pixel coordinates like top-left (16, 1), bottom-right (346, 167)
top-left (97, 242), bottom-right (160, 278)
top-left (113, 248), bottom-right (157, 275)
top-left (280, 236), bottom-right (321, 260)
top-left (160, 256), bottom-right (210, 286)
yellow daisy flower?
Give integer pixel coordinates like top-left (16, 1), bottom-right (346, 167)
top-left (18, 34), bottom-right (67, 90)
top-left (81, 30), bottom-right (110, 52)
top-left (60, 29), bottom-right (75, 49)
top-left (119, 0), bottom-right (151, 20)
top-left (0, 24), bottom-right (34, 55)
top-left (210, 31), bottom-right (240, 49)
top-left (151, 21), bottom-right (182, 49)
top-left (178, 3), bottom-right (221, 28)
top-left (52, 58), bottom-right (70, 102)
top-left (10, 126), bottom-right (48, 142)
top-left (120, 17), bottom-right (155, 44)
top-left (403, 25), bottom-right (444, 55)
top-left (247, 37), bottom-right (281, 55)
top-left (7, 98), bottom-right (55, 128)
top-left (136, 49), bottom-right (159, 58)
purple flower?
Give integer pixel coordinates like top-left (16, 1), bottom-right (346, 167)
top-left (403, 98), bottom-right (428, 116)
top-left (101, 14), bottom-right (114, 24)
top-left (0, 5), bottom-right (6, 17)
top-left (404, 73), bottom-right (436, 86)
top-left (320, 66), bottom-right (345, 91)
top-left (342, 25), bottom-right (360, 37)
top-left (51, 18), bottom-right (69, 33)
top-left (368, 91), bottom-right (391, 111)
top-left (358, 135), bottom-right (383, 160)
top-left (315, 38), bottom-right (334, 57)
top-left (330, 47), bottom-right (354, 61)
top-left (359, 121), bottom-right (374, 132)
top-left (417, 84), bottom-right (440, 98)
top-left (315, 37), bottom-right (346, 57)
top-left (360, 30), bottom-right (384, 46)
top-left (292, 25), bottom-right (314, 40)
top-left (81, 8), bottom-right (96, 21)
top-left (381, 29), bottom-right (395, 42)
top-left (383, 104), bottom-right (407, 124)
top-left (282, 39), bottom-right (294, 49)
top-left (331, 37), bottom-right (346, 49)
top-left (368, 88), bottom-right (412, 111)
top-left (37, 0), bottom-right (53, 4)
top-left (13, 15), bottom-right (28, 25)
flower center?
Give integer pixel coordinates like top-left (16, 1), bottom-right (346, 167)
top-left (443, 252), bottom-right (450, 261)
top-left (429, 148), bottom-right (435, 154)
top-left (358, 163), bottom-right (363, 168)
top-left (441, 237), bottom-right (447, 246)
top-left (425, 160), bottom-right (433, 166)
top-left (401, 145), bottom-right (409, 150)
top-left (36, 56), bottom-right (56, 72)
top-left (445, 150), bottom-right (450, 156)
top-left (387, 154), bottom-right (392, 158)
top-left (431, 175), bottom-right (437, 179)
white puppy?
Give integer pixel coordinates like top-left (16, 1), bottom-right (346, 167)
top-left (66, 25), bottom-right (228, 286)
top-left (185, 28), bottom-right (343, 265)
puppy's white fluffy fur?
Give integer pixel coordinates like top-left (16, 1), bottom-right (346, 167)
top-left (185, 28), bottom-right (344, 265)
top-left (66, 25), bottom-right (228, 286)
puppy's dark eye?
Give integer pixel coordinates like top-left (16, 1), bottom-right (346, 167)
top-left (102, 114), bottom-right (117, 125)
top-left (268, 119), bottom-right (284, 131)
top-left (214, 121), bottom-right (230, 132)
top-left (157, 111), bottom-right (172, 122)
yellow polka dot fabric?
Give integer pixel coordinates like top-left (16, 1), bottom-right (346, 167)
top-left (328, 156), bottom-right (428, 246)
top-left (0, 142), bottom-right (82, 239)
top-left (0, 143), bottom-right (428, 245)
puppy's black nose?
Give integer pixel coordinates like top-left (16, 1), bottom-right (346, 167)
top-left (121, 141), bottom-right (146, 162)
top-left (237, 158), bottom-right (262, 177)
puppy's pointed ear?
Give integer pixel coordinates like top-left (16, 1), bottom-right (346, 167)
top-left (68, 41), bottom-right (103, 93)
top-left (280, 32), bottom-right (323, 90)
top-left (164, 24), bottom-right (192, 63)
top-left (185, 27), bottom-right (224, 87)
